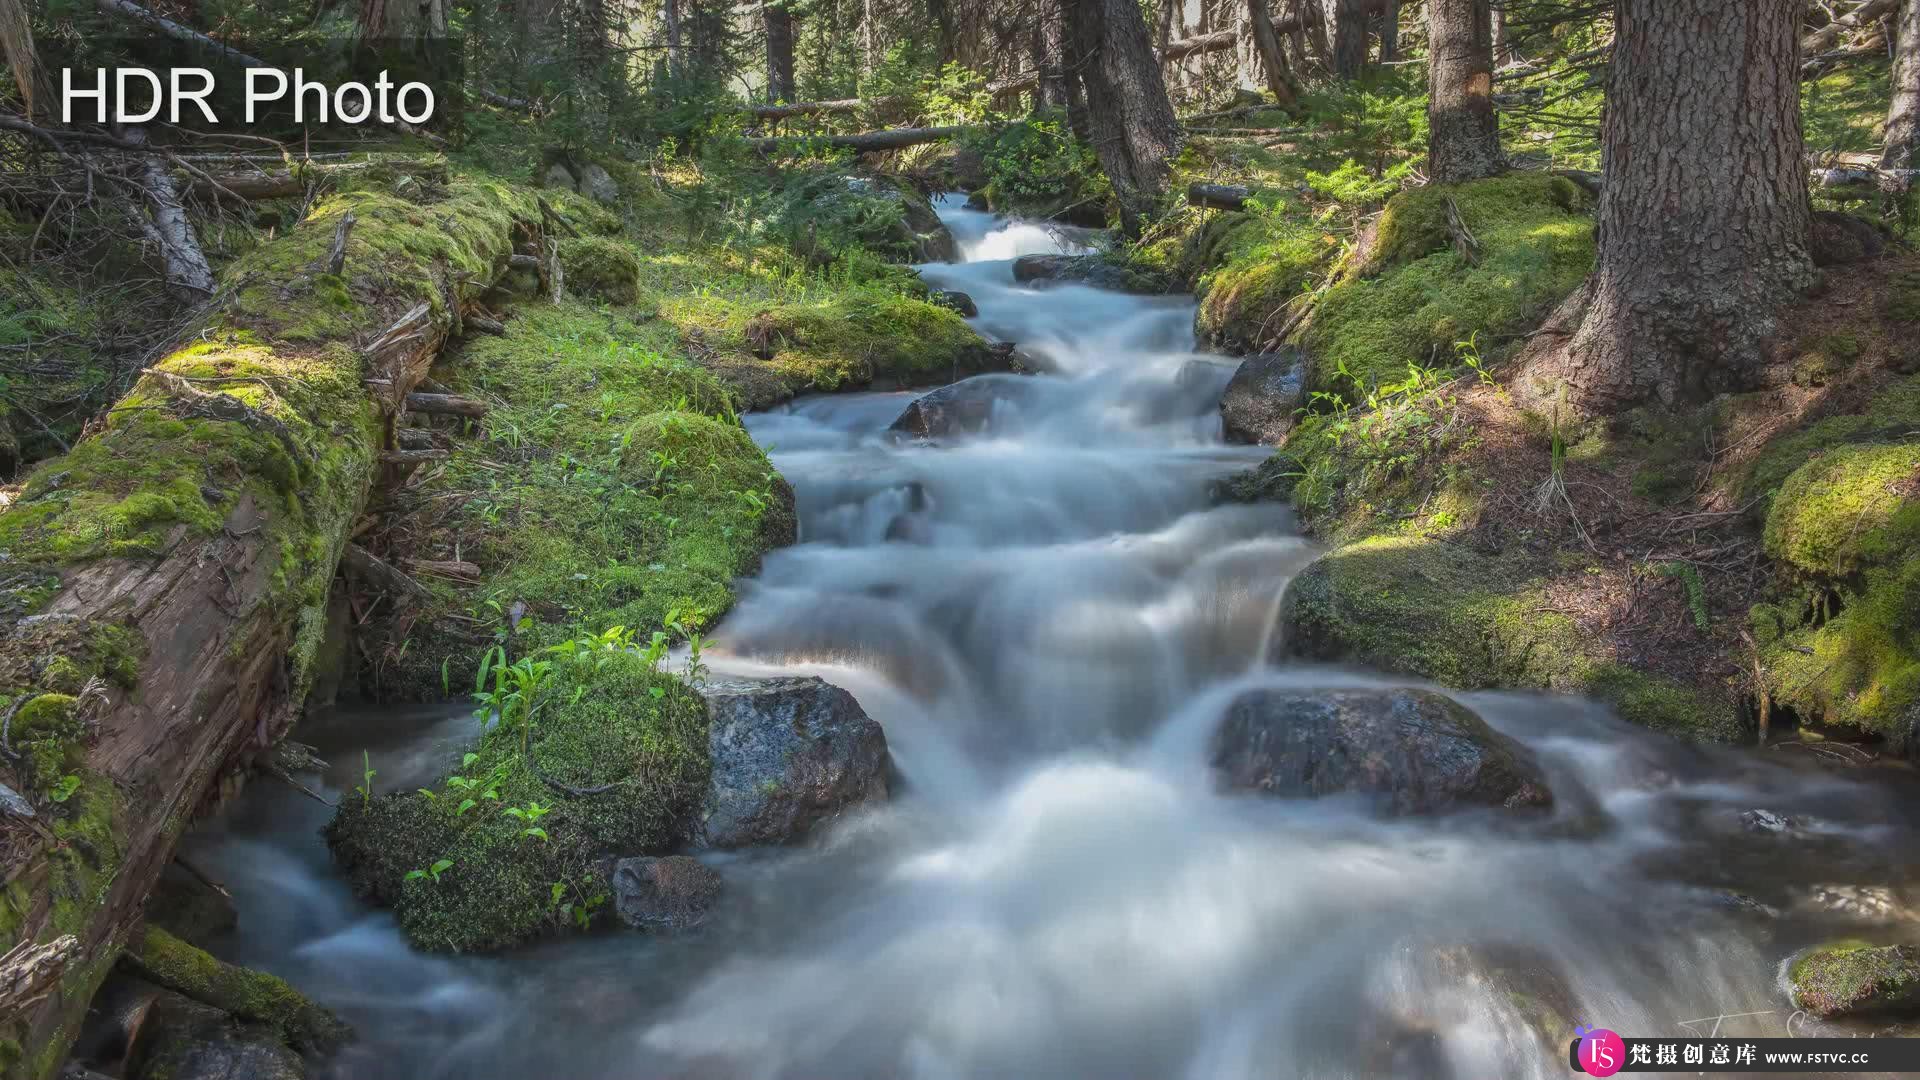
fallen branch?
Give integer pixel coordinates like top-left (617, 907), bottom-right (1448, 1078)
top-left (341, 543), bottom-right (429, 599)
top-left (745, 124), bottom-right (977, 154)
top-left (93, 0), bottom-right (268, 68)
top-left (404, 392), bottom-right (488, 418)
top-left (0, 936), bottom-right (77, 1019)
top-left (326, 211), bottom-right (355, 276)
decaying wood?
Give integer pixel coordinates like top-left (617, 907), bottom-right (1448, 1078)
top-left (378, 449), bottom-right (449, 466)
top-left (363, 303), bottom-right (439, 416)
top-left (326, 212), bottom-right (355, 277)
top-left (743, 96), bottom-right (906, 120)
top-left (745, 125), bottom-right (978, 154)
top-left (403, 392), bottom-right (489, 418)
top-left (93, 0), bottom-right (268, 68)
top-left (1187, 182), bottom-right (1252, 209)
top-left (119, 126), bottom-right (216, 302)
top-left (1802, 0), bottom-right (1897, 55)
top-left (1445, 197), bottom-right (1482, 265)
top-left (0, 937), bottom-right (76, 1019)
top-left (395, 428), bottom-right (447, 451)
top-left (465, 315), bottom-right (507, 336)
top-left (406, 559), bottom-right (482, 582)
top-left (341, 544), bottom-right (430, 599)
top-left (0, 181), bottom-right (524, 1077)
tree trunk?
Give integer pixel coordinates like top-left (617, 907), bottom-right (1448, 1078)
top-left (1331, 0), bottom-right (1368, 77)
top-left (1068, 0), bottom-right (1185, 235)
top-left (1379, 0), bottom-right (1399, 62)
top-left (1490, 0), bottom-right (1509, 65)
top-left (1035, 0), bottom-right (1076, 113)
top-left (763, 0), bottom-right (797, 103)
top-left (1537, 0), bottom-right (1813, 415)
top-left (1426, 0), bottom-right (1504, 183)
top-left (1881, 0), bottom-right (1920, 190)
top-left (1248, 0), bottom-right (1303, 108)
top-left (0, 184), bottom-right (528, 1080)
top-left (662, 0), bottom-right (684, 78)
top-left (1301, 0), bottom-right (1331, 67)
top-left (926, 0), bottom-right (957, 65)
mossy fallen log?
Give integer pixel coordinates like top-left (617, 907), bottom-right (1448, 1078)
top-left (0, 174), bottom-right (536, 1079)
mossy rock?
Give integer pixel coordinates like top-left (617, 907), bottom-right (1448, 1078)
top-left (1763, 442), bottom-right (1920, 578)
top-left (735, 292), bottom-right (1004, 392)
top-left (126, 926), bottom-right (349, 1052)
top-left (766, 169), bottom-right (955, 266)
top-left (1757, 443), bottom-right (1920, 738)
top-left (1737, 373), bottom-right (1920, 508)
top-left (559, 235), bottom-right (643, 305)
top-left (1790, 942), bottom-right (1920, 1018)
top-left (1302, 174), bottom-right (1595, 395)
top-left (327, 649), bottom-right (709, 952)
top-left (1190, 204), bottom-right (1338, 353)
top-left (1279, 535), bottom-right (1741, 739)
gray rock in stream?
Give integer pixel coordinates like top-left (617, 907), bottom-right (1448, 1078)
top-left (611, 855), bottom-right (722, 931)
top-left (128, 991), bottom-right (305, 1080)
top-left (889, 374), bottom-right (1029, 439)
top-left (699, 676), bottom-right (890, 848)
top-left (1219, 348), bottom-right (1307, 445)
top-left (1010, 254), bottom-right (1170, 293)
top-left (1211, 688), bottom-right (1553, 815)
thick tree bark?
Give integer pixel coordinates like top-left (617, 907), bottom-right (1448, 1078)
top-left (1331, 0), bottom-right (1369, 77)
top-left (1536, 0), bottom-right (1813, 415)
top-left (1426, 0), bottom-right (1504, 183)
top-left (1035, 0), bottom-right (1078, 114)
top-left (1247, 0), bottom-right (1302, 108)
top-left (1068, 0), bottom-right (1185, 235)
top-left (1881, 0), bottom-right (1920, 190)
top-left (1490, 0), bottom-right (1509, 65)
top-left (763, 0), bottom-right (797, 103)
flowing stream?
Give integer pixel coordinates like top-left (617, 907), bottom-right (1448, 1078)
top-left (189, 196), bottom-right (1920, 1079)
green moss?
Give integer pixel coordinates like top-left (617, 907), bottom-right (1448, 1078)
top-left (1886, 269), bottom-right (1920, 323)
top-left (367, 303), bottom-right (791, 702)
top-left (1764, 443), bottom-right (1920, 578)
top-left (559, 235), bottom-right (643, 305)
top-left (1192, 203), bottom-right (1339, 352)
top-left (1790, 941), bottom-right (1920, 1017)
top-left (1302, 174), bottom-right (1595, 394)
top-left (703, 290), bottom-right (1000, 394)
top-left (131, 926), bottom-right (347, 1051)
top-left (1281, 535), bottom-right (1742, 739)
top-left (1738, 373), bottom-right (1920, 505)
top-left (8, 694), bottom-right (81, 796)
top-left (327, 649), bottom-right (708, 952)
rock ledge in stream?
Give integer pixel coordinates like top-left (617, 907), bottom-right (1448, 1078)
top-left (1790, 942), bottom-right (1920, 1017)
top-left (700, 676), bottom-right (890, 848)
top-left (1219, 348), bottom-right (1307, 445)
top-left (1210, 688), bottom-right (1552, 814)
top-left (1010, 254), bottom-right (1171, 294)
top-left (890, 374), bottom-right (1030, 439)
top-left (611, 855), bottom-right (723, 932)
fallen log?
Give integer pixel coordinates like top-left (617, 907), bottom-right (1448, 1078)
top-left (93, 0), bottom-right (267, 69)
top-left (0, 178), bottom-right (527, 1078)
top-left (404, 392), bottom-right (489, 418)
top-left (119, 125), bottom-right (215, 302)
top-left (1803, 0), bottom-right (1896, 56)
top-left (1187, 182), bottom-right (1253, 210)
top-left (341, 544), bottom-right (430, 599)
top-left (745, 124), bottom-right (977, 154)
top-left (743, 96), bottom-right (911, 120)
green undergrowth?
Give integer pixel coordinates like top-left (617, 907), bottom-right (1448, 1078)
top-left (372, 301), bottom-right (792, 699)
top-left (1280, 535), bottom-right (1741, 739)
top-left (329, 647), bottom-right (709, 952)
top-left (1302, 174), bottom-right (1594, 395)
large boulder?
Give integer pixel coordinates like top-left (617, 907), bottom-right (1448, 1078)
top-left (700, 676), bottom-right (890, 848)
top-left (576, 162), bottom-right (620, 205)
top-left (889, 375), bottom-right (1024, 439)
top-left (1210, 687), bottom-right (1552, 815)
top-left (1011, 254), bottom-right (1170, 294)
top-left (1218, 348), bottom-right (1307, 444)
top-left (611, 855), bottom-right (723, 932)
top-left (1790, 942), bottom-right (1920, 1018)
top-left (770, 171), bottom-right (956, 266)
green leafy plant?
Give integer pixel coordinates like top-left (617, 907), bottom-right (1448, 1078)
top-left (49, 774), bottom-right (82, 803)
top-left (405, 858), bottom-right (455, 884)
top-left (1658, 561), bottom-right (1711, 631)
top-left (355, 750), bottom-right (376, 808)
